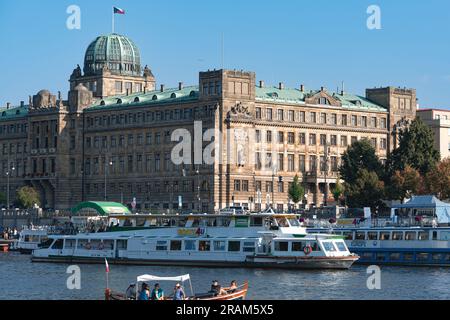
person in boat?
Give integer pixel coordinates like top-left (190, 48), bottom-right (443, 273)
top-left (125, 283), bottom-right (136, 300)
top-left (151, 283), bottom-right (164, 300)
top-left (210, 280), bottom-right (224, 296)
top-left (173, 283), bottom-right (185, 300)
top-left (138, 283), bottom-right (150, 300)
top-left (223, 280), bottom-right (238, 293)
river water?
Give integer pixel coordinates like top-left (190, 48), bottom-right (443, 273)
top-left (0, 252), bottom-right (449, 300)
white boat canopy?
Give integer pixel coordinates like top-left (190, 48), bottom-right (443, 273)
top-left (137, 274), bottom-right (191, 283)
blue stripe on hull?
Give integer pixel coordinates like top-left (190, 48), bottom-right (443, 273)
top-left (350, 248), bottom-right (450, 266)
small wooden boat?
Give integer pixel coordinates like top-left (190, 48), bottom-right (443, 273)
top-left (105, 274), bottom-right (248, 301)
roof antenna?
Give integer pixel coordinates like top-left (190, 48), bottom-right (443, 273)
top-left (341, 81), bottom-right (345, 95)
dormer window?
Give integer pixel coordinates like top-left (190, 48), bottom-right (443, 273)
top-left (134, 97), bottom-right (140, 103)
top-left (319, 97), bottom-right (329, 105)
top-left (116, 99), bottom-right (122, 104)
top-left (270, 92), bottom-right (278, 98)
top-left (100, 100), bottom-right (106, 106)
top-left (152, 95), bottom-right (158, 101)
top-left (170, 93), bottom-right (177, 99)
top-left (189, 91), bottom-right (196, 97)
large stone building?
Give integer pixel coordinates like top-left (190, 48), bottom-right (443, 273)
top-left (0, 33), bottom-right (417, 212)
top-left (417, 108), bottom-right (450, 159)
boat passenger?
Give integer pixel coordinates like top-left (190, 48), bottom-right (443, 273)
top-left (125, 283), bottom-right (136, 300)
top-left (173, 283), bottom-right (185, 300)
top-left (151, 283), bottom-right (164, 300)
top-left (210, 280), bottom-right (221, 296)
top-left (224, 280), bottom-right (238, 293)
top-left (138, 283), bottom-right (150, 301)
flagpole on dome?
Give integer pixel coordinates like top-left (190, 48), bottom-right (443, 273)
top-left (112, 6), bottom-right (114, 33)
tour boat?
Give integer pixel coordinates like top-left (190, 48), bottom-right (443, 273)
top-left (105, 274), bottom-right (249, 300)
top-left (32, 211), bottom-right (359, 269)
top-left (11, 228), bottom-right (50, 254)
top-left (308, 226), bottom-right (450, 267)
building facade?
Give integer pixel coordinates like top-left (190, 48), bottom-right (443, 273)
top-left (417, 109), bottom-right (450, 159)
top-left (0, 33), bottom-right (417, 212)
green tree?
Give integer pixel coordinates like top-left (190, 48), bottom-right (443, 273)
top-left (331, 178), bottom-right (344, 203)
top-left (387, 165), bottom-right (422, 202)
top-left (387, 117), bottom-right (440, 176)
top-left (344, 169), bottom-right (385, 209)
top-left (339, 139), bottom-right (384, 184)
top-left (288, 175), bottom-right (304, 209)
top-left (16, 186), bottom-right (40, 209)
top-left (426, 158), bottom-right (450, 200)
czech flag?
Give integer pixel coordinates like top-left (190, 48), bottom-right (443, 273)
top-left (105, 258), bottom-right (110, 273)
top-left (113, 7), bottom-right (125, 14)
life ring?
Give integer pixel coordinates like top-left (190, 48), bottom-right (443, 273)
top-left (303, 245), bottom-right (313, 256)
top-left (84, 243), bottom-right (92, 250)
top-left (98, 243), bottom-right (105, 250)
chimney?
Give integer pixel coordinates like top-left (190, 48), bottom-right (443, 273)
top-left (160, 84), bottom-right (165, 92)
top-left (126, 88), bottom-right (129, 96)
top-left (20, 101), bottom-right (24, 107)
top-left (6, 102), bottom-right (10, 109)
top-left (259, 80), bottom-right (265, 88)
top-left (178, 82), bottom-right (184, 90)
top-left (300, 84), bottom-right (304, 92)
top-left (321, 86), bottom-right (325, 92)
top-left (279, 82), bottom-right (284, 90)
top-left (143, 87), bottom-right (147, 94)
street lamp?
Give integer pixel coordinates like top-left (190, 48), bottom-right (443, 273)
top-left (6, 165), bottom-right (15, 210)
top-left (271, 163), bottom-right (278, 210)
top-left (196, 165), bottom-right (201, 213)
top-left (324, 142), bottom-right (330, 207)
top-left (104, 159), bottom-right (113, 201)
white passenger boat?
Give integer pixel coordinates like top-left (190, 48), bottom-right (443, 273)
top-left (32, 211), bottom-right (359, 269)
top-left (11, 227), bottom-right (50, 254)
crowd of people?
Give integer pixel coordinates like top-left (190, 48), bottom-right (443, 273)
top-left (1, 227), bottom-right (19, 240)
top-left (125, 280), bottom-right (238, 300)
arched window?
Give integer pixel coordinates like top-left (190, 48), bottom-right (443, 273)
top-left (134, 97), bottom-right (140, 103)
top-left (270, 92), bottom-right (278, 98)
top-left (152, 95), bottom-right (158, 101)
top-left (189, 91), bottom-right (196, 97)
top-left (170, 93), bottom-right (177, 99)
top-left (117, 99), bottom-right (122, 104)
top-left (100, 100), bottom-right (106, 106)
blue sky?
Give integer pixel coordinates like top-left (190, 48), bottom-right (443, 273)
top-left (0, 0), bottom-right (449, 108)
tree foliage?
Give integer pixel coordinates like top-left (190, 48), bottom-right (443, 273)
top-left (387, 165), bottom-right (423, 202)
top-left (288, 175), bottom-right (304, 205)
top-left (16, 186), bottom-right (40, 209)
top-left (331, 178), bottom-right (344, 203)
top-left (344, 169), bottom-right (385, 209)
top-left (339, 139), bottom-right (384, 184)
top-left (387, 117), bottom-right (440, 176)
top-left (425, 158), bottom-right (450, 200)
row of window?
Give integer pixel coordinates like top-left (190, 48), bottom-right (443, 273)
top-left (255, 153), bottom-right (340, 172)
top-left (0, 123), bottom-right (28, 135)
top-left (255, 108), bottom-right (387, 129)
top-left (81, 131), bottom-right (173, 150)
top-left (1, 142), bottom-right (28, 156)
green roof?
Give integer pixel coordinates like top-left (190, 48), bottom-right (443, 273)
top-left (87, 85), bottom-right (199, 111)
top-left (71, 201), bottom-right (131, 216)
top-left (0, 105), bottom-right (29, 121)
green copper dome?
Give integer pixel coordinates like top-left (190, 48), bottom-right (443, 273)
top-left (84, 33), bottom-right (141, 76)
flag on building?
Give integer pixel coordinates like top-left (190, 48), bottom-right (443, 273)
top-left (105, 258), bottom-right (110, 273)
top-left (113, 7), bottom-right (125, 14)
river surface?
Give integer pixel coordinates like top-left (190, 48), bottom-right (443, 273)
top-left (0, 252), bottom-right (449, 300)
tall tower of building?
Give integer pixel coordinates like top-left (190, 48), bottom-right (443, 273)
top-left (69, 33), bottom-right (156, 98)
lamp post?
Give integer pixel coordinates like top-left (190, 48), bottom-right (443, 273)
top-left (6, 165), bottom-right (15, 210)
top-left (196, 165), bottom-right (201, 213)
top-left (324, 141), bottom-right (330, 207)
top-left (104, 158), bottom-right (112, 201)
top-left (271, 163), bottom-right (278, 210)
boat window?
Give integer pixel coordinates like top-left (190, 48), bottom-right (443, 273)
top-left (335, 241), bottom-right (348, 252)
top-left (235, 217), bottom-right (249, 228)
top-left (275, 218), bottom-right (289, 228)
top-left (376, 253), bottom-right (386, 261)
top-left (184, 240), bottom-right (196, 251)
top-left (213, 241), bottom-right (226, 251)
top-left (90, 240), bottom-right (102, 249)
top-left (368, 232), bottom-right (378, 240)
top-left (177, 218), bottom-right (187, 227)
top-left (156, 241), bottom-right (168, 251)
top-left (392, 232), bottom-right (403, 240)
top-left (389, 253), bottom-right (401, 261)
top-left (136, 218), bottom-right (147, 227)
top-left (416, 253), bottom-right (429, 261)
top-left (243, 241), bottom-right (255, 253)
top-left (117, 240), bottom-right (127, 250)
top-left (191, 219), bottom-right (201, 227)
top-left (288, 218), bottom-right (300, 227)
top-left (250, 217), bottom-right (263, 227)
top-left (103, 240), bottom-right (114, 250)
top-left (170, 240), bottom-right (182, 251)
top-left (321, 241), bottom-right (336, 252)
top-left (403, 253), bottom-right (414, 261)
top-left (65, 239), bottom-right (76, 249)
top-left (418, 232), bottom-right (429, 241)
top-left (380, 232), bottom-right (390, 240)
top-left (433, 231), bottom-right (438, 240)
top-left (292, 242), bottom-right (304, 252)
top-left (216, 218), bottom-right (231, 227)
top-left (39, 239), bottom-right (53, 249)
top-left (361, 252), bottom-right (373, 260)
top-left (405, 232), bottom-right (416, 240)
top-left (432, 254), bottom-right (442, 262)
top-left (274, 241), bottom-right (289, 252)
top-left (355, 232), bottom-right (366, 240)
top-left (445, 254), bottom-right (450, 262)
top-left (228, 241), bottom-right (241, 252)
top-left (311, 242), bottom-right (320, 251)
top-left (51, 239), bottom-right (64, 250)
top-left (343, 232), bottom-right (353, 240)
top-left (199, 240), bottom-right (211, 251)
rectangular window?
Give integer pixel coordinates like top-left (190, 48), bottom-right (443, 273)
top-left (299, 133), bottom-right (306, 145)
top-left (277, 109), bottom-right (284, 121)
top-left (299, 111), bottom-right (305, 123)
top-left (266, 131), bottom-right (272, 143)
top-left (278, 132), bottom-right (284, 143)
top-left (115, 81), bottom-right (123, 94)
top-left (310, 112), bottom-right (316, 123)
top-left (213, 241), bottom-right (226, 251)
top-left (228, 241), bottom-right (241, 252)
top-left (288, 110), bottom-right (294, 122)
top-left (288, 132), bottom-right (295, 144)
top-left (256, 130), bottom-right (261, 143)
top-left (256, 107), bottom-right (262, 119)
top-left (266, 108), bottom-right (273, 120)
top-left (351, 115), bottom-right (357, 126)
top-left (184, 240), bottom-right (196, 251)
top-left (341, 114), bottom-right (348, 126)
top-left (309, 134), bottom-right (316, 146)
top-left (170, 240), bottom-right (182, 251)
top-left (199, 241), bottom-right (211, 251)
top-left (288, 154), bottom-right (295, 172)
top-left (299, 155), bottom-right (306, 172)
top-left (274, 242), bottom-right (289, 252)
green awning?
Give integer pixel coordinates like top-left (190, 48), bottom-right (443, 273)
top-left (71, 201), bottom-right (131, 216)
